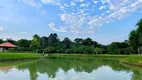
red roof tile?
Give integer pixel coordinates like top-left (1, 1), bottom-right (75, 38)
top-left (0, 42), bottom-right (17, 48)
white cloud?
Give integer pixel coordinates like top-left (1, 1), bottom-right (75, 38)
top-left (59, 12), bottom-right (98, 33)
top-left (40, 0), bottom-right (62, 6)
top-left (60, 13), bottom-right (86, 33)
top-left (48, 23), bottom-right (66, 32)
top-left (106, 10), bottom-right (110, 13)
top-left (79, 0), bottom-right (84, 2)
top-left (41, 0), bottom-right (52, 4)
top-left (99, 6), bottom-right (107, 10)
top-left (0, 27), bottom-right (3, 31)
top-left (70, 2), bottom-right (76, 6)
top-left (17, 0), bottom-right (42, 8)
top-left (73, 0), bottom-right (84, 3)
top-left (80, 3), bottom-right (90, 7)
top-left (93, 1), bottom-right (98, 4)
top-left (101, 0), bottom-right (107, 5)
top-left (89, 0), bottom-right (142, 27)
top-left (17, 0), bottom-right (142, 33)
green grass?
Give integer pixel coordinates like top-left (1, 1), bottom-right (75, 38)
top-left (0, 53), bottom-right (142, 68)
top-left (48, 54), bottom-right (142, 67)
top-left (0, 52), bottom-right (41, 61)
top-left (120, 56), bottom-right (142, 67)
top-left (48, 54), bottom-right (130, 58)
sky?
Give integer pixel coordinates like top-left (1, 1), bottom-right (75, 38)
top-left (0, 0), bottom-right (142, 45)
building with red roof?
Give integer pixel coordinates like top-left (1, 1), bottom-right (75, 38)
top-left (0, 42), bottom-right (17, 52)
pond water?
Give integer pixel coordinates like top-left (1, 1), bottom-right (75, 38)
top-left (0, 57), bottom-right (142, 80)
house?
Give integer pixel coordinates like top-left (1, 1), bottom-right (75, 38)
top-left (0, 42), bottom-right (17, 52)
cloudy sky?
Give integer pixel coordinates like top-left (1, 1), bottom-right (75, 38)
top-left (0, 0), bottom-right (142, 44)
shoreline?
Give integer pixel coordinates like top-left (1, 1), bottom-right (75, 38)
top-left (0, 53), bottom-right (42, 62)
top-left (47, 54), bottom-right (142, 68)
top-left (0, 53), bottom-right (142, 68)
top-left (0, 58), bottom-right (40, 62)
top-left (120, 61), bottom-right (142, 67)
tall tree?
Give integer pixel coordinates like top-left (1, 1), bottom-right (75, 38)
top-left (6, 38), bottom-right (16, 44)
top-left (129, 30), bottom-right (139, 54)
top-left (82, 38), bottom-right (93, 46)
top-left (48, 33), bottom-right (59, 46)
top-left (136, 19), bottom-right (142, 54)
top-left (74, 38), bottom-right (83, 45)
top-left (30, 34), bottom-right (40, 53)
top-left (17, 39), bottom-right (31, 51)
top-left (0, 39), bottom-right (3, 44)
top-left (62, 37), bottom-right (72, 49)
top-left (136, 19), bottom-right (142, 34)
top-left (40, 36), bottom-right (48, 49)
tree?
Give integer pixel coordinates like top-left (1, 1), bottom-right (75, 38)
top-left (0, 39), bottom-right (3, 44)
top-left (107, 42), bottom-right (128, 54)
top-left (62, 37), bottom-right (72, 49)
top-left (92, 41), bottom-right (98, 48)
top-left (17, 39), bottom-right (31, 51)
top-left (136, 19), bottom-right (142, 54)
top-left (30, 34), bottom-right (40, 53)
top-left (129, 30), bottom-right (139, 54)
top-left (136, 19), bottom-right (142, 35)
top-left (44, 46), bottom-right (55, 53)
top-left (48, 33), bottom-right (60, 46)
top-left (83, 46), bottom-right (95, 54)
top-left (82, 38), bottom-right (93, 46)
top-left (40, 36), bottom-right (48, 49)
top-left (65, 49), bottom-right (72, 54)
top-left (74, 38), bottom-right (83, 45)
top-left (95, 47), bottom-right (102, 54)
top-left (6, 38), bottom-right (16, 44)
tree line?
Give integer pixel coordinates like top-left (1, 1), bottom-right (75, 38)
top-left (0, 19), bottom-right (142, 54)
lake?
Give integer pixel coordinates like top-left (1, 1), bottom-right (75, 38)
top-left (0, 57), bottom-right (142, 80)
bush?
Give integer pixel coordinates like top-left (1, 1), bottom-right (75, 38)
top-left (44, 46), bottom-right (55, 53)
top-left (65, 49), bottom-right (72, 54)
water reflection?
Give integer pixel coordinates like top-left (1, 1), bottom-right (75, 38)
top-left (0, 57), bottom-right (142, 80)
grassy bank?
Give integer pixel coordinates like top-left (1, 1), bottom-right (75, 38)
top-left (47, 54), bottom-right (129, 58)
top-left (120, 56), bottom-right (142, 67)
top-left (48, 54), bottom-right (142, 67)
top-left (0, 52), bottom-right (41, 61)
top-left (0, 53), bottom-right (142, 68)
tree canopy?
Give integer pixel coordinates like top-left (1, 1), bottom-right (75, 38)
top-left (1, 19), bottom-right (142, 55)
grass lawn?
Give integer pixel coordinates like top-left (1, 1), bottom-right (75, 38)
top-left (120, 56), bottom-right (142, 67)
top-left (0, 52), bottom-right (41, 61)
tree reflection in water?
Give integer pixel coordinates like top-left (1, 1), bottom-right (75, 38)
top-left (16, 57), bottom-right (142, 80)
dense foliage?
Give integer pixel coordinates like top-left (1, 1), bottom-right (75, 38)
top-left (0, 19), bottom-right (142, 54)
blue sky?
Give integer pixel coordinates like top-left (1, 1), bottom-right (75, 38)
top-left (0, 0), bottom-right (142, 45)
